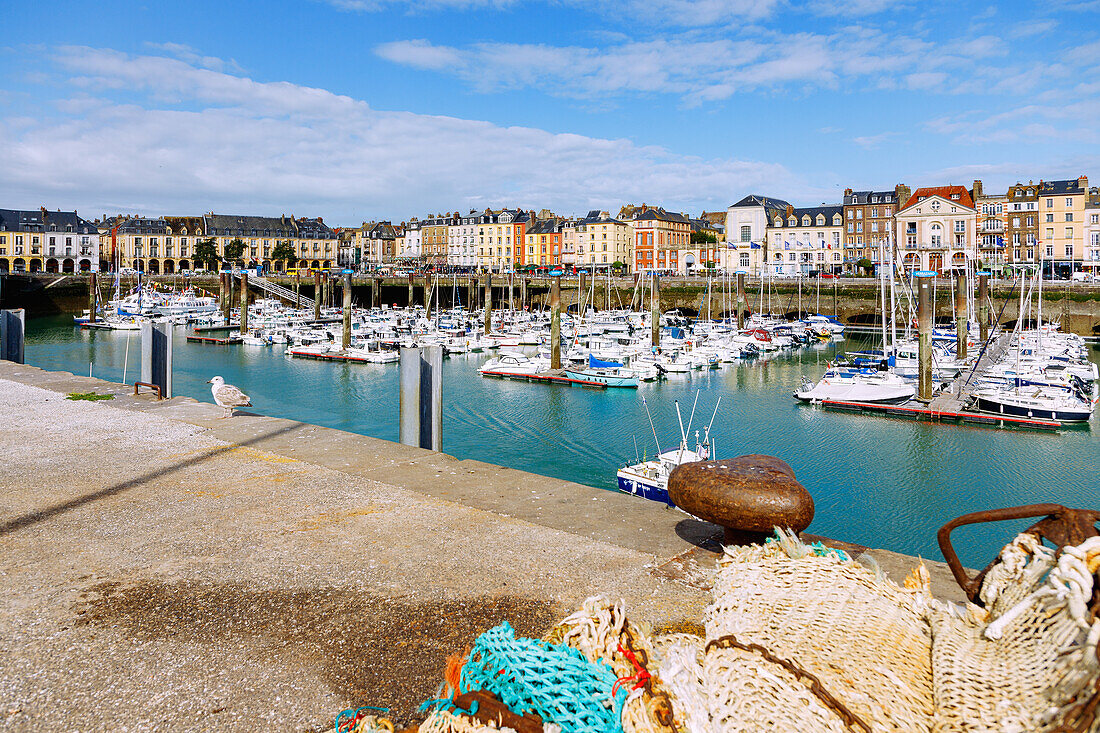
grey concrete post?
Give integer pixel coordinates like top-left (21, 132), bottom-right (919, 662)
top-left (140, 320), bottom-right (172, 398)
top-left (651, 274), bottom-right (660, 347)
top-left (955, 272), bottom-right (968, 360)
top-left (399, 345), bottom-right (443, 451)
top-left (313, 272), bottom-right (322, 320)
top-left (484, 274), bottom-right (492, 334)
top-left (736, 273), bottom-right (745, 329)
top-left (916, 271), bottom-right (933, 401)
top-left (978, 273), bottom-right (990, 343)
top-left (239, 273), bottom-right (249, 333)
top-left (0, 309), bottom-right (25, 364)
top-left (88, 271), bottom-right (98, 323)
top-left (550, 276), bottom-right (561, 370)
top-left (342, 271), bottom-right (352, 350)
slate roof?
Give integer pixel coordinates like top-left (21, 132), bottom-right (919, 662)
top-left (0, 208), bottom-right (98, 235)
top-left (577, 210), bottom-right (626, 226)
top-left (728, 194), bottom-right (792, 211)
top-left (631, 207), bottom-right (690, 223)
top-left (769, 205), bottom-right (844, 228)
top-left (115, 217), bottom-right (168, 235)
top-left (205, 213), bottom-right (295, 238)
top-left (1038, 178), bottom-right (1087, 196)
top-left (843, 190), bottom-right (897, 206)
top-left (900, 186), bottom-right (975, 211)
top-left (526, 218), bottom-right (563, 235)
top-left (163, 216), bottom-right (206, 235)
top-left (295, 217), bottom-right (337, 239)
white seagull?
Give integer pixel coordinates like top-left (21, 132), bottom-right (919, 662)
top-left (207, 376), bottom-right (252, 418)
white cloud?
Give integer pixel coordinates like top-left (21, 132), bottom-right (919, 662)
top-left (325, 0), bottom-right (780, 24)
top-left (0, 47), bottom-right (819, 220)
top-left (852, 132), bottom-right (896, 149)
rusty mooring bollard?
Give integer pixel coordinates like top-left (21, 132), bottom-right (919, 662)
top-left (668, 455), bottom-right (814, 545)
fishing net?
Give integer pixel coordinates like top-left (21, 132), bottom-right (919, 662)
top-left (418, 709), bottom-right (519, 733)
top-left (457, 620), bottom-right (626, 733)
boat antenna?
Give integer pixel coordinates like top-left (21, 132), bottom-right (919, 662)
top-left (686, 390), bottom-right (700, 437)
top-left (675, 399), bottom-right (687, 445)
top-left (633, 434), bottom-right (640, 464)
top-left (706, 395), bottom-right (722, 436)
top-left (641, 396), bottom-right (662, 455)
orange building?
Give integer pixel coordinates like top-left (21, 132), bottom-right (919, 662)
top-left (629, 207), bottom-right (691, 273)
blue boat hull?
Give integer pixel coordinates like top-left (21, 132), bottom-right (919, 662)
top-left (976, 396), bottom-right (1091, 423)
top-left (616, 475), bottom-right (673, 506)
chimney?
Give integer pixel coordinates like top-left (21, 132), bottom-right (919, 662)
top-left (972, 179), bottom-right (983, 198)
top-left (40, 206), bottom-right (47, 220)
top-left (896, 184), bottom-right (911, 210)
top-left (1079, 175), bottom-right (1088, 190)
top-left (785, 204), bottom-right (794, 217)
top-left (843, 187), bottom-right (853, 196)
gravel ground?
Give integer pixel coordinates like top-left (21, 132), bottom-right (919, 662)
top-left (0, 378), bottom-right (707, 731)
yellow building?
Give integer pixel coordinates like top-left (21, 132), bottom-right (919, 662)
top-left (1037, 176), bottom-right (1088, 276)
top-left (203, 213), bottom-right (337, 272)
top-left (476, 209), bottom-right (530, 272)
top-left (0, 208), bottom-right (98, 273)
top-left (575, 210), bottom-right (631, 271)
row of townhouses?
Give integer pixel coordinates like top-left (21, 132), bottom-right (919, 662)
top-left (1, 176), bottom-right (1097, 277)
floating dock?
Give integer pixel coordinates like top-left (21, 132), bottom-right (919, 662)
top-left (286, 348), bottom-right (396, 364)
top-left (186, 334), bottom-right (242, 345)
top-left (818, 398), bottom-right (1062, 430)
top-left (479, 368), bottom-right (611, 389)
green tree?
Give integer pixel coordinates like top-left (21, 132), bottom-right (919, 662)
top-left (271, 240), bottom-right (297, 270)
top-left (194, 238), bottom-right (219, 270)
top-left (223, 238), bottom-right (246, 263)
top-left (611, 260), bottom-right (626, 275)
top-left (691, 230), bottom-right (718, 244)
top-left (856, 258), bottom-right (874, 275)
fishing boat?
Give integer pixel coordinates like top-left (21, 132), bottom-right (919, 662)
top-left (616, 395), bottom-right (719, 506)
top-left (564, 355), bottom-right (639, 388)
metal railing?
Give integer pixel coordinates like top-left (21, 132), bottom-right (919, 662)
top-left (232, 273), bottom-right (314, 309)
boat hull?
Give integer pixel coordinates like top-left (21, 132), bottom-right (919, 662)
top-left (616, 474), bottom-right (673, 506)
top-left (975, 396), bottom-right (1091, 424)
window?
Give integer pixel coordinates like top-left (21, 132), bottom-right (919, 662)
top-left (1065, 227), bottom-right (1073, 240)
top-left (1091, 214), bottom-right (1100, 224)
top-left (1047, 198), bottom-right (1054, 207)
top-left (1066, 198), bottom-right (1073, 207)
top-left (1047, 246), bottom-right (1054, 257)
top-left (930, 224), bottom-right (942, 246)
top-left (740, 225), bottom-right (751, 242)
top-left (954, 220), bottom-right (966, 233)
top-left (1046, 213), bottom-right (1054, 223)
top-left (1065, 245), bottom-right (1073, 257)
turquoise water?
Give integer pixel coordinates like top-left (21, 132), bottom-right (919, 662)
top-left (22, 313), bottom-right (1100, 568)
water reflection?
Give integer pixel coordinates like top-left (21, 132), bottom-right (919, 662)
top-left (23, 313), bottom-right (1100, 568)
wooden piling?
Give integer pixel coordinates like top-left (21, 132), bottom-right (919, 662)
top-left (978, 273), bottom-right (990, 343)
top-left (342, 271), bottom-right (352, 349)
top-left (917, 271), bottom-right (934, 401)
top-left (955, 272), bottom-right (968, 360)
top-left (736, 273), bottom-right (745, 329)
top-left (88, 271), bottom-right (98, 323)
top-left (313, 271), bottom-right (322, 321)
top-left (651, 274), bottom-right (660, 347)
top-left (484, 274), bottom-right (492, 334)
top-left (240, 273), bottom-right (249, 333)
top-left (550, 276), bottom-right (561, 370)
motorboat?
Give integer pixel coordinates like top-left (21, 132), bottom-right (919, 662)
top-left (478, 351), bottom-right (552, 377)
top-left (795, 368), bottom-right (915, 404)
top-left (564, 355), bottom-right (639, 388)
top-left (973, 386), bottom-right (1093, 423)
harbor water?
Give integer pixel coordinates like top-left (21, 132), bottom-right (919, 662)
top-left (23, 313), bottom-right (1100, 568)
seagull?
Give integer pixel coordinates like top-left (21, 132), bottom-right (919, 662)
top-left (207, 376), bottom-right (252, 418)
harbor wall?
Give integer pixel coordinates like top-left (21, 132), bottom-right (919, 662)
top-left (5, 273), bottom-right (1100, 336)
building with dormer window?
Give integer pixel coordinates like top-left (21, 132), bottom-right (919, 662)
top-left (0, 208), bottom-right (98, 273)
top-left (723, 195), bottom-right (791, 276)
top-left (767, 204), bottom-right (844, 277)
top-left (893, 186), bottom-right (976, 273)
top-left (1003, 181), bottom-right (1040, 266)
top-left (1037, 176), bottom-right (1088, 277)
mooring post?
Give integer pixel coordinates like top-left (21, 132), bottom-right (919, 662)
top-left (916, 270), bottom-right (934, 401)
top-left (508, 273), bottom-right (514, 312)
top-left (483, 274), bottom-right (492, 334)
top-left (955, 272), bottom-right (968, 360)
top-left (295, 270), bottom-right (300, 309)
top-left (239, 273), bottom-right (249, 333)
top-left (832, 279), bottom-right (838, 319)
top-left (140, 320), bottom-right (172, 398)
top-left (219, 272), bottom-right (227, 312)
top-left (374, 277), bottom-right (382, 309)
top-left (736, 272), bottom-right (746, 329)
top-left (520, 277), bottom-right (527, 310)
top-left (467, 278), bottom-right (476, 313)
top-left (407, 273), bottom-right (414, 308)
top-left (978, 272), bottom-right (990, 343)
top-left (425, 274), bottom-right (434, 319)
top-left (578, 269), bottom-right (587, 319)
top-left (223, 273), bottom-right (233, 322)
top-left (313, 271), bottom-right (322, 320)
top-left (0, 309), bottom-right (25, 364)
top-left (87, 271), bottom-right (98, 323)
top-left (651, 274), bottom-right (660, 347)
top-left (550, 276), bottom-right (561, 370)
top-left (399, 345), bottom-right (442, 451)
top-left (342, 271), bottom-right (352, 350)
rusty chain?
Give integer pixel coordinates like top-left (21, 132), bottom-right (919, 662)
top-left (619, 628), bottom-right (676, 731)
top-left (705, 634), bottom-right (872, 733)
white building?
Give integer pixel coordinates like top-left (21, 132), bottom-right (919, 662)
top-left (401, 218), bottom-right (421, 259)
top-left (724, 194), bottom-right (791, 275)
top-left (449, 210), bottom-right (478, 269)
top-left (894, 186), bottom-right (977, 273)
top-left (766, 205), bottom-right (844, 277)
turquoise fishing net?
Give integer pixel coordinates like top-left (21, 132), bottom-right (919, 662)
top-left (457, 621), bottom-right (626, 733)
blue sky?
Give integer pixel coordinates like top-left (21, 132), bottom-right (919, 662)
top-left (1, 0), bottom-right (1098, 223)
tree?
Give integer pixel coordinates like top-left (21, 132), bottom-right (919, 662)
top-left (271, 240), bottom-right (297, 270)
top-left (611, 260), bottom-right (626, 275)
top-left (223, 238), bottom-right (246, 263)
top-left (691, 230), bottom-right (718, 244)
top-left (856, 258), bottom-right (874, 275)
top-left (194, 238), bottom-right (219, 270)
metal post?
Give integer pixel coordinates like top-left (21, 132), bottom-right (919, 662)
top-left (0, 309), bottom-right (25, 364)
top-left (651, 274), bottom-right (660, 347)
top-left (916, 271), bottom-right (934, 402)
top-left (955, 272), bottom-right (968, 360)
top-left (88, 271), bottom-right (98, 323)
top-left (399, 345), bottom-right (443, 451)
top-left (736, 273), bottom-right (745, 329)
top-left (483, 274), bottom-right (492, 334)
top-left (550, 276), bottom-right (561, 370)
top-left (239, 273), bottom-right (249, 333)
top-left (140, 320), bottom-right (172, 398)
top-left (978, 272), bottom-right (990, 343)
top-left (342, 271), bottom-right (352, 350)
top-left (313, 271), bottom-right (322, 320)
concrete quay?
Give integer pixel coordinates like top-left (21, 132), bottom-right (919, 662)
top-left (0, 360), bottom-right (968, 731)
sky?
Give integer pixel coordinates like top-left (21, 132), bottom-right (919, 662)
top-left (1, 0), bottom-right (1098, 224)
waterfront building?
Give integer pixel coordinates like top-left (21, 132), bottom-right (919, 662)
top-left (684, 215), bottom-right (724, 273)
top-left (766, 204), bottom-right (844, 277)
top-left (841, 186), bottom-right (908, 273)
top-left (1037, 176), bottom-right (1088, 277)
top-left (111, 216), bottom-right (170, 274)
top-left (894, 186), bottom-right (977, 273)
top-left (629, 206), bottom-right (691, 274)
top-left (450, 210), bottom-right (479, 270)
top-left (560, 218), bottom-right (577, 266)
top-left (1004, 181), bottom-right (1040, 267)
top-left (162, 216), bottom-right (206, 273)
top-left (575, 210), bottom-right (631, 272)
top-left (0, 207), bottom-right (98, 274)
top-left (420, 215), bottom-right (449, 268)
top-left (356, 221), bottom-right (397, 267)
top-left (970, 180), bottom-right (1008, 273)
top-left (337, 228), bottom-right (356, 269)
top-left (523, 218), bottom-right (563, 268)
top-left (203, 213), bottom-right (337, 272)
top-left (476, 208), bottom-right (529, 273)
top-left (400, 218), bottom-right (422, 260)
top-left (724, 195), bottom-right (790, 276)
top-left (1086, 188), bottom-right (1100, 274)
